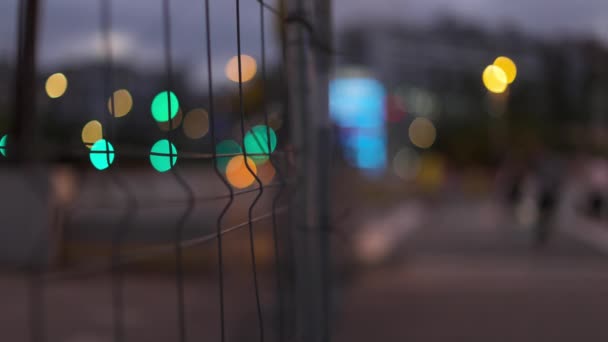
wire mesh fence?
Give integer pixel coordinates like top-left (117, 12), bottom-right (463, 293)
top-left (1, 0), bottom-right (332, 341)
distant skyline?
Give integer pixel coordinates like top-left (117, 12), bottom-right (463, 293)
top-left (1, 0), bottom-right (607, 86)
top-left (334, 0), bottom-right (608, 42)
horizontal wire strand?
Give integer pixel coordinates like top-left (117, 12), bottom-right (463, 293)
top-left (44, 207), bottom-right (288, 282)
top-left (67, 181), bottom-right (293, 210)
top-left (79, 149), bottom-right (295, 159)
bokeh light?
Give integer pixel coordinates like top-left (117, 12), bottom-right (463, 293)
top-left (409, 117), bottom-right (436, 149)
top-left (81, 120), bottom-right (103, 148)
top-left (150, 139), bottom-right (178, 173)
top-left (151, 91), bottom-right (179, 122)
top-left (330, 77), bottom-right (387, 172)
top-left (226, 155), bottom-right (257, 189)
top-left (225, 55), bottom-right (257, 83)
top-left (45, 73), bottom-right (68, 98)
top-left (392, 147), bottom-right (419, 180)
top-left (216, 140), bottom-right (242, 173)
top-left (157, 108), bottom-right (183, 131)
top-left (244, 125), bottom-right (277, 164)
top-left (257, 160), bottom-right (276, 184)
top-left (396, 86), bottom-right (439, 118)
top-left (493, 56), bottom-right (517, 84)
top-left (385, 95), bottom-right (407, 123)
top-left (183, 108), bottom-right (209, 139)
top-left (330, 78), bottom-right (386, 128)
top-left (415, 153), bottom-right (446, 192)
top-left (482, 65), bottom-right (508, 94)
top-left (107, 89), bottom-right (133, 117)
top-left (0, 134), bottom-right (7, 157)
top-left (89, 139), bottom-right (115, 170)
top-left (343, 134), bottom-right (387, 171)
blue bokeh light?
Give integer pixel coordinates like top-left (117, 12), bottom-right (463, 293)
top-left (330, 77), bottom-right (387, 172)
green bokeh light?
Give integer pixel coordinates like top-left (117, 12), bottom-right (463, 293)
top-left (89, 139), bottom-right (115, 170)
top-left (150, 139), bottom-right (178, 172)
top-left (244, 125), bottom-right (277, 164)
top-left (151, 91), bottom-right (179, 122)
top-left (0, 134), bottom-right (7, 157)
top-left (215, 140), bottom-right (242, 173)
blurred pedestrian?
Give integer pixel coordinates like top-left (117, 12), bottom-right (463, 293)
top-left (497, 154), bottom-right (528, 222)
top-left (532, 151), bottom-right (564, 247)
top-left (582, 156), bottom-right (608, 220)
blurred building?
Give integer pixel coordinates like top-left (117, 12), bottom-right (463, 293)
top-left (337, 18), bottom-right (608, 164)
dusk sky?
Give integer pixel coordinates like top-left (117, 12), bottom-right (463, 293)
top-left (2, 0), bottom-right (607, 86)
top-left (335, 0), bottom-right (608, 40)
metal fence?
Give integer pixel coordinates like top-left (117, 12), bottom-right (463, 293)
top-left (2, 0), bottom-right (332, 341)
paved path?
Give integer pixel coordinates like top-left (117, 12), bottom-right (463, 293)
top-left (334, 198), bottom-right (608, 342)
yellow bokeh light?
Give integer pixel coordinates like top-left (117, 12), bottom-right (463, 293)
top-left (482, 65), bottom-right (508, 94)
top-left (226, 155), bottom-right (258, 189)
top-left (157, 109), bottom-right (183, 131)
top-left (225, 55), bottom-right (257, 83)
top-left (257, 160), bottom-right (276, 184)
top-left (415, 153), bottom-right (445, 193)
top-left (409, 117), bottom-right (436, 149)
top-left (392, 147), bottom-right (419, 180)
top-left (45, 73), bottom-right (68, 98)
top-left (81, 120), bottom-right (103, 148)
top-left (107, 89), bottom-right (133, 117)
top-left (493, 56), bottom-right (517, 84)
top-left (183, 108), bottom-right (209, 139)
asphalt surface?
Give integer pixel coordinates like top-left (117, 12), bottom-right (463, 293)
top-left (333, 197), bottom-right (608, 342)
top-left (2, 194), bottom-right (608, 342)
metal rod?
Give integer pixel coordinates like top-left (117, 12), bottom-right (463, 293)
top-left (286, 0), bottom-right (333, 340)
top-left (12, 0), bottom-right (40, 161)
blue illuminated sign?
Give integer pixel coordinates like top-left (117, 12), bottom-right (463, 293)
top-left (330, 77), bottom-right (387, 172)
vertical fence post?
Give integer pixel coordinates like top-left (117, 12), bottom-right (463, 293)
top-left (13, 0), bottom-right (40, 161)
top-left (285, 0), bottom-right (333, 341)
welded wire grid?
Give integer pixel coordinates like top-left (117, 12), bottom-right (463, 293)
top-left (0, 0), bottom-right (322, 341)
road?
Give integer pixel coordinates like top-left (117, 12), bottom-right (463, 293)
top-left (2, 192), bottom-right (608, 341)
top-left (333, 197), bottom-right (608, 342)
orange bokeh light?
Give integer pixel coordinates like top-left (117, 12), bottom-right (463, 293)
top-left (257, 160), bottom-right (276, 184)
top-left (226, 155), bottom-right (258, 189)
top-left (225, 55), bottom-right (257, 83)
